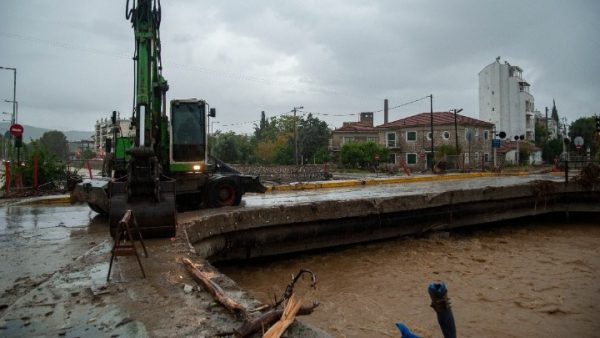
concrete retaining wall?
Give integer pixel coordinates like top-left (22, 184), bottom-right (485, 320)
top-left (185, 180), bottom-right (600, 262)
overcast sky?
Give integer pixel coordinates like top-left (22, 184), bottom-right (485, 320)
top-left (1, 1), bottom-right (598, 135)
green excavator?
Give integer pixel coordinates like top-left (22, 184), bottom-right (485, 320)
top-left (71, 0), bottom-right (265, 237)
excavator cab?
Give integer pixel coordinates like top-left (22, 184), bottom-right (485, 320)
top-left (170, 99), bottom-right (208, 166)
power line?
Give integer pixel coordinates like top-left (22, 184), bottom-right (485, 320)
top-left (215, 96), bottom-right (429, 130)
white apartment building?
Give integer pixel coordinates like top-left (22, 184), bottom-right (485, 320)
top-left (479, 57), bottom-right (535, 141)
top-left (93, 114), bottom-right (134, 156)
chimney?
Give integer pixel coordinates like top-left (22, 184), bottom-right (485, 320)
top-left (384, 99), bottom-right (389, 124)
top-left (360, 112), bottom-right (373, 127)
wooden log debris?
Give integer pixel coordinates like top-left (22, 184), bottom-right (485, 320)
top-left (182, 257), bottom-right (247, 317)
top-left (183, 259), bottom-right (320, 338)
top-left (263, 293), bottom-right (303, 338)
top-left (233, 302), bottom-right (319, 338)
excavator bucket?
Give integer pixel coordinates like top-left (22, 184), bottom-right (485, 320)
top-left (108, 179), bottom-right (177, 238)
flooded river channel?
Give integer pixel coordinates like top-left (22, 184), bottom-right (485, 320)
top-left (219, 219), bottom-right (600, 337)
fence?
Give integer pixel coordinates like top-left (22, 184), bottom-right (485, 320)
top-left (1, 158), bottom-right (104, 197)
top-left (232, 164), bottom-right (332, 183)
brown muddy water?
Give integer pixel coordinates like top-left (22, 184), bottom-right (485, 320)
top-left (219, 219), bottom-right (600, 338)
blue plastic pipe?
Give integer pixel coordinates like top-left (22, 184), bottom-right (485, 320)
top-left (428, 282), bottom-right (456, 338)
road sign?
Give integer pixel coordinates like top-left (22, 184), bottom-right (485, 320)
top-left (9, 124), bottom-right (23, 137)
top-left (574, 136), bottom-right (584, 147)
top-left (492, 139), bottom-right (501, 148)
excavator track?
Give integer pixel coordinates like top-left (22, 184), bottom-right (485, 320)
top-left (109, 180), bottom-right (177, 238)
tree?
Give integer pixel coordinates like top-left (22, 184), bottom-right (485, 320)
top-left (39, 131), bottom-right (68, 161)
top-left (340, 141), bottom-right (389, 168)
top-left (340, 142), bottom-right (364, 168)
top-left (542, 138), bottom-right (563, 163)
top-left (534, 123), bottom-right (548, 148)
top-left (298, 113), bottom-right (330, 164)
top-left (11, 140), bottom-right (70, 189)
top-left (211, 131), bottom-right (254, 164)
top-left (568, 116), bottom-right (600, 157)
top-left (551, 99), bottom-right (559, 123)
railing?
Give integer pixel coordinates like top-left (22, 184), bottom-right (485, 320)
top-left (562, 157), bottom-right (599, 185)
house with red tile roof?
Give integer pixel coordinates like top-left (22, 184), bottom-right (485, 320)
top-left (330, 112), bottom-right (379, 153)
top-left (377, 112), bottom-right (494, 169)
top-left (330, 111), bottom-right (495, 170)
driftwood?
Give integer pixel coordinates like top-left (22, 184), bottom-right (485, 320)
top-left (234, 302), bottom-right (319, 338)
top-left (263, 293), bottom-right (304, 338)
top-left (182, 257), bottom-right (247, 316)
top-left (183, 259), bottom-right (319, 338)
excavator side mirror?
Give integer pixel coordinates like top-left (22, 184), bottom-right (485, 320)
top-left (209, 108), bottom-right (216, 118)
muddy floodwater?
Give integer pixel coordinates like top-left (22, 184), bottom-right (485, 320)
top-left (220, 219), bottom-right (600, 338)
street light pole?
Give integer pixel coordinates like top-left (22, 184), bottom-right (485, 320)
top-left (0, 67), bottom-right (17, 124)
top-left (292, 106), bottom-right (303, 166)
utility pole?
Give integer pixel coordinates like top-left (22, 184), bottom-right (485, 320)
top-left (428, 95), bottom-right (434, 171)
top-left (450, 108), bottom-right (463, 154)
top-left (292, 106), bottom-right (303, 166)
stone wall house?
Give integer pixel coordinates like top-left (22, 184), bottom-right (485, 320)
top-left (377, 112), bottom-right (495, 169)
top-left (330, 112), bottom-right (379, 154)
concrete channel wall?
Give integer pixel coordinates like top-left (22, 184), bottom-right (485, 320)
top-left (186, 178), bottom-right (600, 262)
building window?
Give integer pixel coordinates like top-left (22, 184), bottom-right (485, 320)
top-left (475, 128), bottom-right (479, 137)
top-left (366, 136), bottom-right (378, 143)
top-left (484, 153), bottom-right (489, 162)
top-left (442, 131), bottom-right (450, 140)
top-left (342, 137), bottom-right (354, 145)
top-left (465, 128), bottom-right (472, 141)
top-left (406, 131), bottom-right (417, 142)
top-left (386, 132), bottom-right (396, 148)
top-left (484, 130), bottom-right (489, 141)
top-left (406, 153), bottom-right (417, 165)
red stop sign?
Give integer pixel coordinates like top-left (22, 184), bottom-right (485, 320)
top-left (9, 123), bottom-right (23, 137)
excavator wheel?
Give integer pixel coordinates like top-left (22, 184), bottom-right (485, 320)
top-left (208, 179), bottom-right (241, 208)
top-left (109, 181), bottom-right (177, 238)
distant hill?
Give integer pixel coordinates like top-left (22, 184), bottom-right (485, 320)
top-left (0, 122), bottom-right (93, 142)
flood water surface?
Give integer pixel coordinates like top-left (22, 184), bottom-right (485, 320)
top-left (219, 221), bottom-right (600, 338)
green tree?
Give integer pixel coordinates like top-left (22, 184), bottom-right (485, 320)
top-left (340, 142), bottom-right (364, 168)
top-left (211, 131), bottom-right (254, 164)
top-left (542, 138), bottom-right (563, 163)
top-left (39, 131), bottom-right (68, 161)
top-left (568, 116), bottom-right (600, 157)
top-left (551, 100), bottom-right (559, 123)
top-left (534, 123), bottom-right (548, 147)
top-left (273, 134), bottom-right (294, 165)
top-left (340, 141), bottom-right (389, 168)
top-left (11, 140), bottom-right (70, 189)
top-left (298, 113), bottom-right (330, 164)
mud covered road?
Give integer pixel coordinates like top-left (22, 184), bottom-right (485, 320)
top-left (220, 219), bottom-right (600, 338)
top-left (0, 200), bottom-right (327, 337)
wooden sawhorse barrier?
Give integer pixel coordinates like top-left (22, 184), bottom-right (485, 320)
top-left (107, 209), bottom-right (148, 282)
